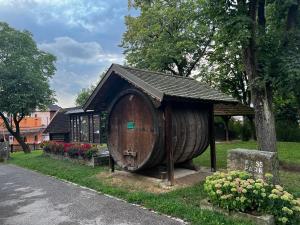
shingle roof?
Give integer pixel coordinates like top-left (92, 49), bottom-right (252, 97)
top-left (84, 64), bottom-right (237, 110)
top-left (44, 108), bottom-right (73, 134)
top-left (48, 104), bottom-right (61, 112)
top-left (64, 107), bottom-right (84, 114)
top-left (214, 103), bottom-right (254, 116)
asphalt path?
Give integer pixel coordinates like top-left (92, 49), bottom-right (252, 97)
top-left (0, 164), bottom-right (185, 225)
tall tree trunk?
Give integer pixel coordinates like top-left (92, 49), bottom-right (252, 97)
top-left (243, 0), bottom-right (277, 152)
top-left (14, 134), bottom-right (31, 153)
top-left (252, 86), bottom-right (277, 151)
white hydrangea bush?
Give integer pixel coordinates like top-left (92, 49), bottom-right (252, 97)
top-left (204, 171), bottom-right (300, 225)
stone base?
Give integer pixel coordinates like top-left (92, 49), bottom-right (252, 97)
top-left (200, 199), bottom-right (275, 225)
top-left (0, 142), bottom-right (10, 162)
top-left (227, 149), bottom-right (279, 183)
top-left (113, 167), bottom-right (213, 187)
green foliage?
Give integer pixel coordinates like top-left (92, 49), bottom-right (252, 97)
top-left (0, 22), bottom-right (56, 152)
top-left (42, 141), bottom-right (64, 155)
top-left (75, 84), bottom-right (96, 106)
top-left (276, 123), bottom-right (300, 142)
top-left (85, 147), bottom-right (98, 160)
top-left (205, 171), bottom-right (300, 224)
top-left (274, 95), bottom-right (299, 127)
top-left (67, 146), bottom-right (81, 158)
top-left (0, 22), bottom-right (56, 115)
top-left (121, 0), bottom-right (214, 77)
top-left (274, 95), bottom-right (300, 142)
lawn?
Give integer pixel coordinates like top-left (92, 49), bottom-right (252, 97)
top-left (7, 141), bottom-right (300, 225)
top-left (193, 141), bottom-right (300, 169)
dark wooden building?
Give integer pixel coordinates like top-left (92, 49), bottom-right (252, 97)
top-left (44, 108), bottom-right (72, 142)
top-left (83, 64), bottom-right (238, 181)
top-left (44, 107), bottom-right (105, 144)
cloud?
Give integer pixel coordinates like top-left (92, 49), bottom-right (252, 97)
top-left (0, 1), bottom-right (131, 107)
top-left (0, 0), bottom-right (129, 33)
top-left (40, 37), bottom-right (124, 107)
top-left (39, 37), bottom-right (123, 65)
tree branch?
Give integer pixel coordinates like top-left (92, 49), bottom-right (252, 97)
top-left (13, 114), bottom-right (20, 135)
top-left (0, 112), bottom-right (15, 136)
top-left (185, 29), bottom-right (215, 77)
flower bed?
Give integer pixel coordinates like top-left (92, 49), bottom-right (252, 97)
top-left (204, 171), bottom-right (300, 225)
top-left (40, 141), bottom-right (108, 167)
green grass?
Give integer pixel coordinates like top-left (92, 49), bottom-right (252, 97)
top-left (8, 150), bottom-right (253, 225)
top-left (193, 141), bottom-right (300, 169)
top-left (7, 141), bottom-right (300, 224)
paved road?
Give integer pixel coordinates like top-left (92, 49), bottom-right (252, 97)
top-left (0, 164), bottom-right (184, 225)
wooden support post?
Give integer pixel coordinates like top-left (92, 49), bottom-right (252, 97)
top-left (109, 154), bottom-right (115, 173)
top-left (221, 116), bottom-right (231, 142)
top-left (165, 103), bottom-right (174, 185)
top-left (209, 104), bottom-right (216, 172)
top-left (247, 115), bottom-right (256, 140)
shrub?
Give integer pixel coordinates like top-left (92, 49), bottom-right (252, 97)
top-left (204, 171), bottom-right (300, 225)
top-left (276, 122), bottom-right (300, 142)
top-left (67, 145), bottom-right (81, 158)
top-left (85, 147), bottom-right (98, 160)
top-left (42, 141), bottom-right (64, 155)
top-left (42, 142), bottom-right (99, 161)
top-left (40, 141), bottom-right (51, 153)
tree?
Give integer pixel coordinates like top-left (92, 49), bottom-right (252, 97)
top-left (0, 22), bottom-right (56, 153)
top-left (75, 84), bottom-right (96, 106)
top-left (122, 0), bottom-right (214, 77)
top-left (206, 0), bottom-right (299, 152)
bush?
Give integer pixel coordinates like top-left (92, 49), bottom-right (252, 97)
top-left (41, 141), bottom-right (64, 155)
top-left (204, 171), bottom-right (300, 225)
top-left (67, 145), bottom-right (81, 158)
top-left (85, 147), bottom-right (98, 160)
top-left (42, 142), bottom-right (99, 160)
top-left (276, 122), bottom-right (300, 142)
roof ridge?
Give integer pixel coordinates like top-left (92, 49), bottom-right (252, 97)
top-left (116, 64), bottom-right (195, 80)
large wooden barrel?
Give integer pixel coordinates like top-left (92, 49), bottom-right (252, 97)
top-left (108, 89), bottom-right (209, 171)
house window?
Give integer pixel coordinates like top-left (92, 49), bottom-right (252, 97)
top-left (89, 115), bottom-right (93, 143)
top-left (80, 115), bottom-right (89, 142)
top-left (72, 116), bottom-right (79, 142)
top-left (34, 135), bottom-right (38, 142)
top-left (93, 114), bottom-right (100, 143)
top-left (100, 112), bottom-right (108, 144)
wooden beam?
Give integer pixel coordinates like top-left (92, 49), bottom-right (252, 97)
top-left (165, 103), bottom-right (174, 185)
top-left (209, 104), bottom-right (216, 172)
top-left (221, 115), bottom-right (231, 142)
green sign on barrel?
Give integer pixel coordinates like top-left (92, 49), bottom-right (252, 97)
top-left (127, 121), bottom-right (135, 129)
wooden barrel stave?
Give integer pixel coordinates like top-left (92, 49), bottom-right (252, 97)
top-left (108, 89), bottom-right (210, 172)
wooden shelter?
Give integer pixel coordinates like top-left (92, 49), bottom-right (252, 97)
top-left (44, 106), bottom-right (106, 144)
top-left (214, 103), bottom-right (255, 141)
top-left (84, 64), bottom-right (238, 184)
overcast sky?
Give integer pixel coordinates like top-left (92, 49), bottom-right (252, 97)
top-left (0, 0), bottom-right (136, 107)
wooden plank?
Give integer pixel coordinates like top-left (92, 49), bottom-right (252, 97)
top-left (165, 103), bottom-right (174, 185)
top-left (209, 104), bottom-right (216, 172)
